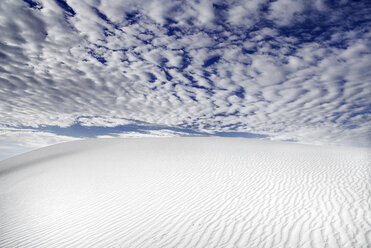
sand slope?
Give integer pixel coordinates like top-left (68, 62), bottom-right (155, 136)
top-left (0, 138), bottom-right (370, 248)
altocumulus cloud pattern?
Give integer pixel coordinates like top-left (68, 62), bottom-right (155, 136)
top-left (0, 0), bottom-right (370, 159)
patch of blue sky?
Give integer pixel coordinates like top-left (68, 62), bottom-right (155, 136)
top-left (146, 72), bottom-right (157, 83)
top-left (241, 47), bottom-right (257, 55)
top-left (87, 49), bottom-right (107, 65)
top-left (203, 55), bottom-right (221, 68)
top-left (92, 7), bottom-right (119, 29)
top-left (164, 18), bottom-right (183, 37)
top-left (40, 124), bottom-right (143, 138)
top-left (125, 11), bottom-right (140, 25)
top-left (234, 87), bottom-right (245, 99)
top-left (103, 27), bottom-right (115, 37)
top-left (54, 0), bottom-right (75, 16)
top-left (35, 124), bottom-right (200, 138)
top-left (16, 122), bottom-right (269, 140)
top-left (212, 2), bottom-right (229, 25)
top-left (174, 49), bottom-right (192, 72)
top-left (163, 69), bottom-right (173, 81)
top-left (22, 0), bottom-right (41, 9)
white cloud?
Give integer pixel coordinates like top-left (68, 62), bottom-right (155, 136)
top-left (228, 0), bottom-right (267, 27)
top-left (77, 117), bottom-right (136, 127)
top-left (268, 0), bottom-right (305, 26)
top-left (97, 129), bottom-right (194, 139)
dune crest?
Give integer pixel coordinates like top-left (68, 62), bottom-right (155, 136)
top-left (0, 138), bottom-right (370, 247)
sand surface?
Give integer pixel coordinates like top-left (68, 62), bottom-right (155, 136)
top-left (0, 138), bottom-right (370, 247)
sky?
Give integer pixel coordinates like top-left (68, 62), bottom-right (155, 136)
top-left (0, 0), bottom-right (370, 160)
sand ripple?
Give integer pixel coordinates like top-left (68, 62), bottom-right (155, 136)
top-left (0, 138), bottom-right (370, 247)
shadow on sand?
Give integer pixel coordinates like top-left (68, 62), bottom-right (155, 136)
top-left (0, 148), bottom-right (83, 177)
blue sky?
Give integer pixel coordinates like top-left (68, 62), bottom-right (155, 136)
top-left (0, 0), bottom-right (370, 160)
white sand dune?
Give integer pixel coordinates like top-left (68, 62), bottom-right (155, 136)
top-left (0, 138), bottom-right (370, 248)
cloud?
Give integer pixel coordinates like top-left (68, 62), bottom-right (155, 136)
top-left (97, 129), bottom-right (195, 139)
top-left (0, 0), bottom-right (370, 156)
top-left (268, 0), bottom-right (305, 26)
top-left (227, 0), bottom-right (267, 28)
top-left (77, 117), bottom-right (137, 127)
